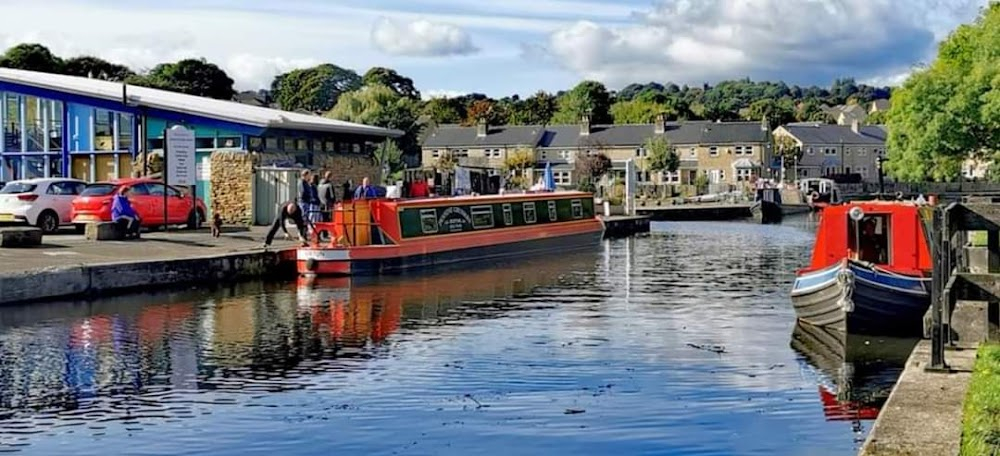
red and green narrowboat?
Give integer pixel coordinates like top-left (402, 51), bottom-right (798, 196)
top-left (297, 192), bottom-right (605, 276)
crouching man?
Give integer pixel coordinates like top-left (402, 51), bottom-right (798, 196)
top-left (112, 187), bottom-right (141, 239)
top-left (263, 201), bottom-right (310, 249)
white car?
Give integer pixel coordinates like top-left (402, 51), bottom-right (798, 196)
top-left (0, 178), bottom-right (88, 233)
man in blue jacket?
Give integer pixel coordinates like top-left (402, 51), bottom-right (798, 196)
top-left (112, 187), bottom-right (141, 239)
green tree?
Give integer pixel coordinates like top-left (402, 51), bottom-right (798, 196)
top-left (611, 100), bottom-right (674, 124)
top-left (744, 98), bottom-right (796, 127)
top-left (373, 139), bottom-right (405, 179)
top-left (773, 134), bottom-right (803, 180)
top-left (885, 2), bottom-right (1000, 182)
top-left (507, 91), bottom-right (557, 125)
top-left (272, 63), bottom-right (361, 112)
top-left (421, 97), bottom-right (465, 124)
top-left (644, 136), bottom-right (680, 179)
top-left (552, 81), bottom-right (613, 124)
top-left (129, 58), bottom-right (235, 100)
top-left (362, 67), bottom-right (420, 99)
top-left (63, 56), bottom-right (134, 81)
top-left (866, 109), bottom-right (888, 125)
top-left (0, 43), bottom-right (63, 73)
top-left (575, 152), bottom-right (613, 191)
top-left (463, 99), bottom-right (504, 126)
top-left (327, 84), bottom-right (421, 161)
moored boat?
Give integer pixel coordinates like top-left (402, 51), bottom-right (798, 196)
top-left (789, 202), bottom-right (932, 335)
top-left (297, 191), bottom-right (605, 276)
top-left (750, 187), bottom-right (783, 224)
top-left (799, 178), bottom-right (842, 211)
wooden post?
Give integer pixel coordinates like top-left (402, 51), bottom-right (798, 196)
top-left (928, 205), bottom-right (948, 371)
top-left (988, 230), bottom-right (999, 273)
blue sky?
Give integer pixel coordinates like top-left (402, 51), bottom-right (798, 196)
top-left (0, 0), bottom-right (990, 98)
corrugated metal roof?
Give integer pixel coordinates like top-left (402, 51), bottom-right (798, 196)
top-left (0, 68), bottom-right (401, 137)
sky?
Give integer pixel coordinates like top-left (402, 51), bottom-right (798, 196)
top-left (0, 0), bottom-right (990, 99)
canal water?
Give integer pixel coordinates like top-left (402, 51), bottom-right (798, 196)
top-left (0, 217), bottom-right (917, 456)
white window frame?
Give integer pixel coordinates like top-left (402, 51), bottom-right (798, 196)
top-left (419, 209), bottom-right (438, 234)
top-left (502, 203), bottom-right (513, 226)
top-left (709, 146), bottom-right (719, 156)
top-left (523, 202), bottom-right (537, 224)
top-left (571, 199), bottom-right (583, 219)
top-left (471, 205), bottom-right (494, 229)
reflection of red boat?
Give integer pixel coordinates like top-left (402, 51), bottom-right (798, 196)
top-left (789, 322), bottom-right (916, 423)
top-left (818, 386), bottom-right (880, 421)
top-left (298, 192), bottom-right (604, 276)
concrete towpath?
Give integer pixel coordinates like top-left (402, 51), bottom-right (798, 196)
top-left (0, 226), bottom-right (301, 304)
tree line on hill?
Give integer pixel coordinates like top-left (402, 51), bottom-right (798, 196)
top-left (6, 0), bottom-right (998, 187)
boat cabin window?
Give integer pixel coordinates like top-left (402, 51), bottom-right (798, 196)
top-left (548, 201), bottom-right (557, 221)
top-left (420, 209), bottom-right (439, 234)
top-left (524, 202), bottom-right (537, 224)
top-left (848, 214), bottom-right (890, 264)
top-left (502, 203), bottom-right (513, 226)
top-left (471, 205), bottom-right (494, 229)
top-left (571, 199), bottom-right (583, 219)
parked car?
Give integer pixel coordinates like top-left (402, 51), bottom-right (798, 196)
top-left (71, 178), bottom-right (207, 229)
top-left (0, 178), bottom-right (88, 233)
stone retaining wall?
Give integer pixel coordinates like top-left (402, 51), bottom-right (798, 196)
top-left (210, 151), bottom-right (256, 225)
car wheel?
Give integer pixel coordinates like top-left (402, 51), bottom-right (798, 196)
top-left (186, 209), bottom-right (204, 230)
top-left (37, 210), bottom-right (59, 234)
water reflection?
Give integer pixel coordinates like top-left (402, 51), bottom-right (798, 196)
top-left (790, 322), bottom-right (916, 424)
top-left (0, 217), bottom-right (912, 456)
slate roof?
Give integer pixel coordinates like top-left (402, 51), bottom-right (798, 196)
top-left (423, 120), bottom-right (770, 149)
top-left (871, 99), bottom-right (890, 112)
top-left (780, 123), bottom-right (886, 145)
top-left (422, 124), bottom-right (545, 147)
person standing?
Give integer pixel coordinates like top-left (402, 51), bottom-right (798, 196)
top-left (263, 201), bottom-right (309, 249)
top-left (354, 177), bottom-right (377, 200)
top-left (317, 171), bottom-right (336, 221)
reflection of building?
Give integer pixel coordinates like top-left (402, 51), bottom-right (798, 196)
top-left (0, 68), bottom-right (398, 211)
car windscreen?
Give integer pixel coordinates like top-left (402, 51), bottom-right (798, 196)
top-left (80, 184), bottom-right (118, 196)
top-left (0, 182), bottom-right (37, 194)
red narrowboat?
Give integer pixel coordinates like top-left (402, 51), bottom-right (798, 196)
top-left (297, 191), bottom-right (605, 276)
top-left (790, 201), bottom-right (933, 335)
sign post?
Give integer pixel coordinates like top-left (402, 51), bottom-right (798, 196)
top-left (165, 125), bottom-right (196, 231)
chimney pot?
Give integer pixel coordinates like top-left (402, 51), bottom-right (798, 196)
top-left (580, 114), bottom-right (591, 136)
top-left (476, 118), bottom-right (488, 138)
top-left (655, 113), bottom-right (667, 134)
top-left (850, 119), bottom-right (860, 134)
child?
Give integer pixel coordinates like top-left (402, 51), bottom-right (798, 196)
top-left (211, 212), bottom-right (223, 238)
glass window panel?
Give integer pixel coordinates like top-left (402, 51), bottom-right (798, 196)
top-left (94, 109), bottom-right (114, 151)
top-left (4, 156), bottom-right (22, 180)
top-left (218, 136), bottom-right (241, 149)
top-left (264, 136), bottom-right (278, 150)
top-left (195, 137), bottom-right (215, 149)
top-left (49, 155), bottom-right (63, 178)
top-left (25, 156), bottom-right (45, 178)
top-left (117, 113), bottom-right (133, 151)
top-left (48, 100), bottom-right (63, 152)
top-left (24, 96), bottom-right (43, 152)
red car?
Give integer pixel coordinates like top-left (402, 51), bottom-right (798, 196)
top-left (71, 178), bottom-right (207, 229)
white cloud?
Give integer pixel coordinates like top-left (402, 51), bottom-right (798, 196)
top-left (422, 90), bottom-right (468, 100)
top-left (371, 17), bottom-right (479, 57)
top-left (224, 54), bottom-right (322, 91)
top-left (541, 0), bottom-right (989, 88)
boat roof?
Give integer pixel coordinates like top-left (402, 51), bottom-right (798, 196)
top-left (391, 191), bottom-right (593, 208)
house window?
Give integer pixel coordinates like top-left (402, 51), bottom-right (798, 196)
top-left (195, 137), bottom-right (215, 149)
top-left (845, 147), bottom-right (851, 155)
top-left (420, 209), bottom-right (438, 234)
top-left (736, 168), bottom-right (753, 181)
top-left (488, 149), bottom-right (502, 158)
top-left (453, 149), bottom-right (469, 157)
top-left (807, 147), bottom-right (815, 155)
top-left (824, 148), bottom-right (837, 155)
top-left (324, 141), bottom-right (335, 152)
top-left (296, 138), bottom-right (308, 151)
top-left (548, 200), bottom-right (557, 221)
top-left (471, 205), bottom-right (494, 229)
top-left (709, 146), bottom-right (719, 156)
top-left (689, 148), bottom-right (696, 158)
top-left (502, 203), bottom-right (513, 226)
top-left (720, 170), bottom-right (726, 181)
top-left (571, 200), bottom-right (583, 219)
top-left (734, 146), bottom-right (745, 155)
top-left (636, 148), bottom-right (647, 157)
top-left (553, 171), bottom-right (571, 185)
top-left (858, 148), bottom-right (867, 156)
top-left (219, 136), bottom-right (242, 149)
top-left (432, 149), bottom-right (440, 158)
top-left (560, 150), bottom-right (573, 160)
top-left (662, 171), bottom-right (680, 183)
top-left (523, 202), bottom-right (537, 224)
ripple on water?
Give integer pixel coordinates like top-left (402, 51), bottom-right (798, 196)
top-left (0, 218), bottom-right (914, 455)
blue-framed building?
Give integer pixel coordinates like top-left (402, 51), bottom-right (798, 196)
top-left (0, 68), bottom-right (400, 201)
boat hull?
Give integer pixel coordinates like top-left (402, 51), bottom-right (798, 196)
top-left (298, 221), bottom-right (604, 276)
top-left (790, 261), bottom-right (930, 335)
top-left (750, 201), bottom-right (783, 224)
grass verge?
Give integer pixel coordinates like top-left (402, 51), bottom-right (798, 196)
top-left (961, 344), bottom-right (1000, 455)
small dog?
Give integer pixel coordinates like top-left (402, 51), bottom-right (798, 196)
top-left (211, 213), bottom-right (223, 238)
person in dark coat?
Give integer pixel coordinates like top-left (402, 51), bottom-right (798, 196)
top-left (263, 201), bottom-right (309, 248)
